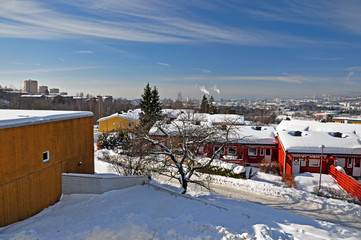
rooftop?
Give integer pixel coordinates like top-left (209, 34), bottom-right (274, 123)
top-left (0, 109), bottom-right (93, 129)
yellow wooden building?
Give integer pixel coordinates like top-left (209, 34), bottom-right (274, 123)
top-left (98, 110), bottom-right (140, 133)
top-left (333, 116), bottom-right (361, 124)
top-left (0, 110), bottom-right (94, 227)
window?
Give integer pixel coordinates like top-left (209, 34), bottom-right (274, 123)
top-left (119, 122), bottom-right (122, 127)
top-left (347, 159), bottom-right (352, 168)
top-left (355, 159), bottom-right (360, 168)
top-left (214, 146), bottom-right (224, 155)
top-left (309, 159), bottom-right (319, 167)
top-left (265, 149), bottom-right (271, 156)
top-left (248, 148), bottom-right (257, 156)
top-left (128, 123), bottom-right (132, 128)
top-left (259, 149), bottom-right (264, 156)
top-left (43, 151), bottom-right (50, 163)
top-left (227, 147), bottom-right (237, 156)
top-left (301, 159), bottom-right (307, 167)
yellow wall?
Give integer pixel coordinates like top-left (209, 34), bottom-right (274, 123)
top-left (0, 116), bottom-right (94, 227)
top-left (99, 116), bottom-right (139, 132)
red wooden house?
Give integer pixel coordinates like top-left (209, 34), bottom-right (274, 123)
top-left (205, 126), bottom-right (278, 166)
top-left (277, 119), bottom-right (361, 178)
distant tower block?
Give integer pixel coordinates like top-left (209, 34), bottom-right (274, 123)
top-left (24, 79), bottom-right (38, 94)
top-left (39, 85), bottom-right (48, 94)
top-left (50, 88), bottom-right (60, 94)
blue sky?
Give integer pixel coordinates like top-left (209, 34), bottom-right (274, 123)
top-left (1, 0), bottom-right (361, 100)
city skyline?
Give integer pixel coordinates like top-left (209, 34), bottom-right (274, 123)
top-left (1, 0), bottom-right (361, 99)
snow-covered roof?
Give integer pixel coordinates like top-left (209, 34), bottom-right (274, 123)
top-left (278, 130), bottom-right (361, 155)
top-left (161, 109), bottom-right (191, 119)
top-left (277, 119), bottom-right (361, 154)
top-left (149, 122), bottom-right (277, 145)
top-left (276, 119), bottom-right (361, 136)
top-left (149, 120), bottom-right (208, 136)
top-left (175, 113), bottom-right (244, 125)
top-left (208, 114), bottom-right (244, 125)
top-left (0, 109), bottom-right (93, 129)
top-left (176, 112), bottom-right (210, 122)
top-left (98, 109), bottom-right (141, 122)
top-left (228, 126), bottom-right (277, 145)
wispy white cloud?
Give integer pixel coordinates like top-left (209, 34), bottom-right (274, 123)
top-left (192, 68), bottom-right (212, 73)
top-left (0, 66), bottom-right (99, 75)
top-left (309, 56), bottom-right (344, 61)
top-left (59, 58), bottom-right (65, 62)
top-left (346, 71), bottom-right (354, 81)
top-left (157, 62), bottom-right (170, 67)
top-left (0, 0), bottom-right (317, 46)
top-left (76, 50), bottom-right (94, 54)
top-left (242, 0), bottom-right (361, 36)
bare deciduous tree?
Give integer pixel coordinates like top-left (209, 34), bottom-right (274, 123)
top-left (143, 113), bottom-right (239, 194)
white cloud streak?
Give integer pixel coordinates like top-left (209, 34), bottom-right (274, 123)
top-left (0, 66), bottom-right (99, 75)
top-left (157, 62), bottom-right (170, 67)
top-left (76, 50), bottom-right (94, 54)
top-left (0, 0), bottom-right (317, 46)
top-left (346, 71), bottom-right (354, 81)
top-left (192, 68), bottom-right (212, 73)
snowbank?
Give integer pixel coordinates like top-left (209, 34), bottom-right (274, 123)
top-left (1, 185), bottom-right (360, 240)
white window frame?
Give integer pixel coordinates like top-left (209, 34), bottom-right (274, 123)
top-left (227, 147), bottom-right (237, 156)
top-left (259, 149), bottom-right (264, 156)
top-left (309, 159), bottom-right (319, 167)
top-left (265, 149), bottom-right (271, 156)
top-left (347, 159), bottom-right (352, 168)
top-left (248, 148), bottom-right (257, 156)
top-left (301, 159), bottom-right (307, 167)
top-left (43, 151), bottom-right (50, 163)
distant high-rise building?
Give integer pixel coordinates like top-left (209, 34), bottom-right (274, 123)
top-left (24, 79), bottom-right (38, 94)
top-left (50, 88), bottom-right (60, 94)
top-left (39, 85), bottom-right (48, 94)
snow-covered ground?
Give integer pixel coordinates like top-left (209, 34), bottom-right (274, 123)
top-left (1, 157), bottom-right (361, 239)
top-left (1, 181), bottom-right (360, 240)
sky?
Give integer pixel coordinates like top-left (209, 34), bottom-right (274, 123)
top-left (1, 0), bottom-right (361, 100)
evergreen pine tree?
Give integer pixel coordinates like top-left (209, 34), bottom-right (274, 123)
top-left (139, 83), bottom-right (162, 130)
top-left (200, 95), bottom-right (209, 113)
top-left (209, 96), bottom-right (217, 114)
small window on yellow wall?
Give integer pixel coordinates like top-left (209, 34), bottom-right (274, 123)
top-left (128, 123), bottom-right (132, 127)
top-left (43, 151), bottom-right (50, 163)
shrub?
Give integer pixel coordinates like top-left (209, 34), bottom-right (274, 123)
top-left (260, 160), bottom-right (280, 175)
top-left (282, 173), bottom-right (297, 188)
top-left (97, 131), bottom-right (129, 150)
top-left (197, 165), bottom-right (243, 179)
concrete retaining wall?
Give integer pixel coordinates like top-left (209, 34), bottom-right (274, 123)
top-left (62, 173), bottom-right (149, 195)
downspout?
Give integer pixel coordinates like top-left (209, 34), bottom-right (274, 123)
top-left (284, 151), bottom-right (287, 175)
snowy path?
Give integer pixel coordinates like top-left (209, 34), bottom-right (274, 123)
top-left (154, 174), bottom-right (361, 231)
top-left (208, 182), bottom-right (361, 231)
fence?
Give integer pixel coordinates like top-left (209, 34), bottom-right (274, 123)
top-left (329, 165), bottom-right (361, 200)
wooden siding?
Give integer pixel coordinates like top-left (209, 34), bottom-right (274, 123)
top-left (0, 116), bottom-right (94, 227)
top-left (99, 116), bottom-right (139, 133)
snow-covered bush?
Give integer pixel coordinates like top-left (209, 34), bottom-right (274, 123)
top-left (97, 131), bottom-right (129, 150)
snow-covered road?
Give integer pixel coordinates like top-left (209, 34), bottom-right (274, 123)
top-left (154, 174), bottom-right (361, 231)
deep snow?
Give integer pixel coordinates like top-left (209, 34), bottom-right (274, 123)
top-left (1, 157), bottom-right (361, 239)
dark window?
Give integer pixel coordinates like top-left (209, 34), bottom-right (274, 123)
top-left (265, 149), bottom-right (271, 156)
top-left (43, 151), bottom-right (50, 163)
